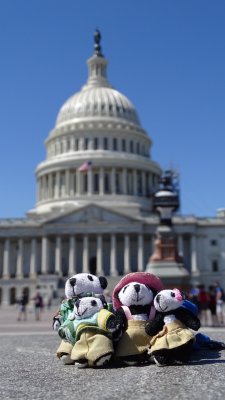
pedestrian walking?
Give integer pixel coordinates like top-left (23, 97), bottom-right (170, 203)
top-left (17, 291), bottom-right (28, 321)
top-left (213, 281), bottom-right (225, 326)
top-left (33, 292), bottom-right (44, 321)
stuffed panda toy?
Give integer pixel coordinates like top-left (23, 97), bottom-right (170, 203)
top-left (112, 272), bottom-right (164, 365)
top-left (58, 293), bottom-right (121, 368)
top-left (145, 288), bottom-right (201, 366)
top-left (53, 273), bottom-right (108, 365)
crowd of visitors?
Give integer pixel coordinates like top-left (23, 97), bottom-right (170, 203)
top-left (187, 281), bottom-right (225, 327)
top-left (17, 291), bottom-right (45, 322)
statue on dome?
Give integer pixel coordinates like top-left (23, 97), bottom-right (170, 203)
top-left (94, 28), bottom-right (103, 57)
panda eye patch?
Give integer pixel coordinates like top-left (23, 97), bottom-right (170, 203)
top-left (91, 300), bottom-right (97, 306)
top-left (88, 275), bottom-right (94, 281)
top-left (171, 292), bottom-right (175, 297)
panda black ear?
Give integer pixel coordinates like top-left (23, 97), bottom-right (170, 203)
top-left (99, 276), bottom-right (108, 290)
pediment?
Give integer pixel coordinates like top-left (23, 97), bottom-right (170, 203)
top-left (44, 205), bottom-right (137, 225)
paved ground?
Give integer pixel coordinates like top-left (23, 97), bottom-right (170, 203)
top-left (0, 306), bottom-right (225, 400)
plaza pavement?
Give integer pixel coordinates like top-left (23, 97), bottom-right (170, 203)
top-left (0, 306), bottom-right (225, 400)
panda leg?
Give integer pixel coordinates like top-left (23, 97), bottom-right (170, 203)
top-left (60, 353), bottom-right (76, 365)
top-left (152, 350), bottom-right (174, 366)
top-left (94, 352), bottom-right (113, 367)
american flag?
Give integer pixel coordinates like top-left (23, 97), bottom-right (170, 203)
top-left (78, 161), bottom-right (92, 172)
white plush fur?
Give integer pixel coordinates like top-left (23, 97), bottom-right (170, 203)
top-left (118, 281), bottom-right (154, 307)
top-left (73, 296), bottom-right (104, 320)
top-left (65, 273), bottom-right (105, 299)
top-left (154, 289), bottom-right (184, 312)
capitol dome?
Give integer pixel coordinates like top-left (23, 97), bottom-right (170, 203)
top-left (30, 30), bottom-right (161, 217)
top-left (55, 38), bottom-right (140, 128)
top-left (56, 86), bottom-right (140, 127)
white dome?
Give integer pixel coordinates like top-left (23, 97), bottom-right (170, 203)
top-left (56, 86), bottom-right (140, 127)
top-left (55, 50), bottom-right (140, 128)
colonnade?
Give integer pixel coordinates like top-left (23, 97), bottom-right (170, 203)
top-left (0, 233), bottom-right (195, 280)
top-left (37, 168), bottom-right (159, 202)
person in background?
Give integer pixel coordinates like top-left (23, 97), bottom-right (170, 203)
top-left (17, 291), bottom-right (28, 321)
top-left (197, 284), bottom-right (210, 327)
top-left (208, 285), bottom-right (218, 326)
top-left (188, 285), bottom-right (200, 310)
top-left (33, 292), bottom-right (44, 321)
top-left (214, 281), bottom-right (225, 326)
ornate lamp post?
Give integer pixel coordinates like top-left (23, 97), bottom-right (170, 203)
top-left (146, 170), bottom-right (190, 288)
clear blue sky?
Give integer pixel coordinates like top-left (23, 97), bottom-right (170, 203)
top-left (0, 0), bottom-right (225, 218)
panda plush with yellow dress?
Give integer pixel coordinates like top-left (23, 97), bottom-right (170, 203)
top-left (53, 273), bottom-right (108, 365)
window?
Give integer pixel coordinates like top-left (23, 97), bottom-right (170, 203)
top-left (113, 138), bottom-right (118, 151)
top-left (84, 138), bottom-right (89, 150)
top-left (122, 139), bottom-right (126, 152)
top-left (83, 174), bottom-right (88, 193)
top-left (94, 138), bottom-right (98, 150)
top-left (94, 173), bottom-right (99, 193)
top-left (212, 260), bottom-right (219, 272)
top-left (75, 138), bottom-right (79, 151)
top-left (137, 171), bottom-right (142, 195)
top-left (116, 172), bottom-right (120, 194)
top-left (103, 137), bottom-right (108, 150)
top-left (130, 140), bottom-right (133, 153)
top-left (136, 142), bottom-right (140, 154)
top-left (104, 172), bottom-right (110, 193)
top-left (67, 139), bottom-right (70, 151)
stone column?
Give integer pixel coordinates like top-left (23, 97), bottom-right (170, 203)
top-left (97, 235), bottom-right (103, 275)
top-left (76, 170), bottom-right (81, 195)
top-left (55, 171), bottom-right (60, 198)
top-left (65, 169), bottom-right (70, 197)
top-left (138, 234), bottom-right (144, 272)
top-left (88, 169), bottom-right (93, 195)
top-left (3, 239), bottom-right (10, 278)
top-left (191, 235), bottom-right (199, 276)
top-left (99, 168), bottom-right (104, 195)
top-left (42, 175), bottom-right (47, 200)
top-left (41, 237), bottom-right (49, 274)
top-left (122, 168), bottom-right (127, 195)
top-left (178, 234), bottom-right (184, 257)
top-left (16, 239), bottom-right (24, 279)
top-left (69, 236), bottom-right (76, 276)
top-left (55, 236), bottom-right (62, 275)
top-left (30, 238), bottom-right (37, 278)
top-left (82, 236), bottom-right (89, 273)
top-left (110, 234), bottom-right (118, 276)
top-left (133, 170), bottom-right (137, 195)
top-left (48, 173), bottom-right (53, 199)
top-left (142, 171), bottom-right (146, 196)
top-left (124, 235), bottom-right (130, 274)
top-left (111, 168), bottom-right (116, 195)
top-left (37, 179), bottom-right (41, 202)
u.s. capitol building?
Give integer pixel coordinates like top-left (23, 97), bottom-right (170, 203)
top-left (0, 32), bottom-right (225, 305)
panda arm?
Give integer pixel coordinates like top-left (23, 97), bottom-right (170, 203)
top-left (145, 313), bottom-right (164, 336)
top-left (114, 307), bottom-right (128, 332)
top-left (175, 308), bottom-right (201, 331)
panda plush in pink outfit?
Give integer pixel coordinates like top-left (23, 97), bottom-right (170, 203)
top-left (112, 272), bottom-right (164, 365)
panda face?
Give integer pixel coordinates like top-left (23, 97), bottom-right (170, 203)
top-left (65, 273), bottom-right (108, 298)
top-left (73, 296), bottom-right (104, 320)
top-left (118, 282), bottom-right (154, 307)
top-left (154, 289), bottom-right (184, 312)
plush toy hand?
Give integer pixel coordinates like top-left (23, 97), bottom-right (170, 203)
top-left (145, 314), bottom-right (164, 337)
top-left (52, 316), bottom-right (62, 331)
top-left (106, 315), bottom-right (121, 332)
